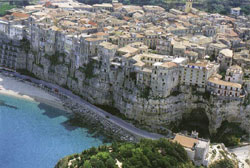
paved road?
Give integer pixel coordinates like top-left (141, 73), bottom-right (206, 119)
top-left (229, 145), bottom-right (250, 168)
top-left (1, 70), bottom-right (166, 140)
top-left (229, 145), bottom-right (250, 160)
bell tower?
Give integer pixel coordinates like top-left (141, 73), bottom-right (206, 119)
top-left (185, 0), bottom-right (193, 13)
top-left (112, 0), bottom-right (119, 4)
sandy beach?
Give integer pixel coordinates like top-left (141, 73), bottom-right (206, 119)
top-left (0, 73), bottom-right (65, 110)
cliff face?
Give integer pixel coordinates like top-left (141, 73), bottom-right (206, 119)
top-left (23, 51), bottom-right (250, 135)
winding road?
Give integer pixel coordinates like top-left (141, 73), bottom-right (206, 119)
top-left (1, 70), bottom-right (166, 140)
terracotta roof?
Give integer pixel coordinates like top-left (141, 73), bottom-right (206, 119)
top-left (118, 46), bottom-right (138, 54)
top-left (45, 1), bottom-right (52, 7)
top-left (173, 134), bottom-right (198, 149)
top-left (208, 76), bottom-right (242, 88)
top-left (79, 27), bottom-right (86, 31)
top-left (88, 21), bottom-right (97, 26)
top-left (85, 37), bottom-right (104, 42)
top-left (12, 12), bottom-right (29, 18)
top-left (123, 16), bottom-right (130, 21)
top-left (94, 32), bottom-right (108, 36)
top-left (160, 62), bottom-right (178, 68)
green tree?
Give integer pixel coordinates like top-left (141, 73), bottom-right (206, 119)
top-left (209, 159), bottom-right (235, 168)
top-left (83, 160), bottom-right (92, 168)
top-left (105, 158), bottom-right (118, 168)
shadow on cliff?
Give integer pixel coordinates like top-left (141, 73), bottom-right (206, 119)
top-left (168, 108), bottom-right (210, 139)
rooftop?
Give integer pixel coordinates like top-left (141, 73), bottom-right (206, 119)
top-left (118, 46), bottom-right (138, 54)
top-left (208, 76), bottom-right (242, 88)
top-left (220, 49), bottom-right (233, 57)
top-left (173, 134), bottom-right (198, 149)
top-left (99, 42), bottom-right (118, 50)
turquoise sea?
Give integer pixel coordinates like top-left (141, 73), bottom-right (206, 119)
top-left (0, 94), bottom-right (104, 168)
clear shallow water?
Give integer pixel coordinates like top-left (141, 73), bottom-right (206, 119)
top-left (0, 94), bottom-right (104, 168)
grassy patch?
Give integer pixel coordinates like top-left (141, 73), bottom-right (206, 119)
top-left (0, 3), bottom-right (16, 16)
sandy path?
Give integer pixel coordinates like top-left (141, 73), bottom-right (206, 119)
top-left (0, 73), bottom-right (65, 110)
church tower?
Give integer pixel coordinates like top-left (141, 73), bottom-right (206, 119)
top-left (112, 0), bottom-right (119, 4)
top-left (185, 0), bottom-right (193, 13)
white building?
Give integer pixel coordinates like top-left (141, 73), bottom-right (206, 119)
top-left (218, 49), bottom-right (233, 71)
top-left (207, 75), bottom-right (242, 98)
top-left (173, 133), bottom-right (210, 166)
top-left (225, 65), bottom-right (243, 84)
top-left (0, 20), bottom-right (8, 34)
top-left (151, 61), bottom-right (180, 97)
top-left (180, 60), bottom-right (219, 88)
top-left (231, 7), bottom-right (241, 16)
top-left (9, 25), bottom-right (25, 40)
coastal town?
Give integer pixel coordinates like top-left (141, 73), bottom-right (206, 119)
top-left (0, 0), bottom-right (249, 99)
top-left (0, 0), bottom-right (249, 167)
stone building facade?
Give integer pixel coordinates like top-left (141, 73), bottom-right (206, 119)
top-left (180, 61), bottom-right (219, 88)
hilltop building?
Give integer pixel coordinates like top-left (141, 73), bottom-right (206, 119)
top-left (173, 132), bottom-right (210, 166)
top-left (231, 7), bottom-right (241, 16)
top-left (180, 60), bottom-right (219, 88)
top-left (185, 0), bottom-right (193, 13)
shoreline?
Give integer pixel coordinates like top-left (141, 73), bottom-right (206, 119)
top-left (0, 70), bottom-right (168, 142)
top-left (0, 72), bottom-right (138, 142)
top-left (0, 73), bottom-right (65, 111)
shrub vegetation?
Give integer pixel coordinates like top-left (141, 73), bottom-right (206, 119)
top-left (55, 138), bottom-right (195, 168)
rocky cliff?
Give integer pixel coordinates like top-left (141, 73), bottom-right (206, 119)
top-left (22, 50), bottom-right (250, 136)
